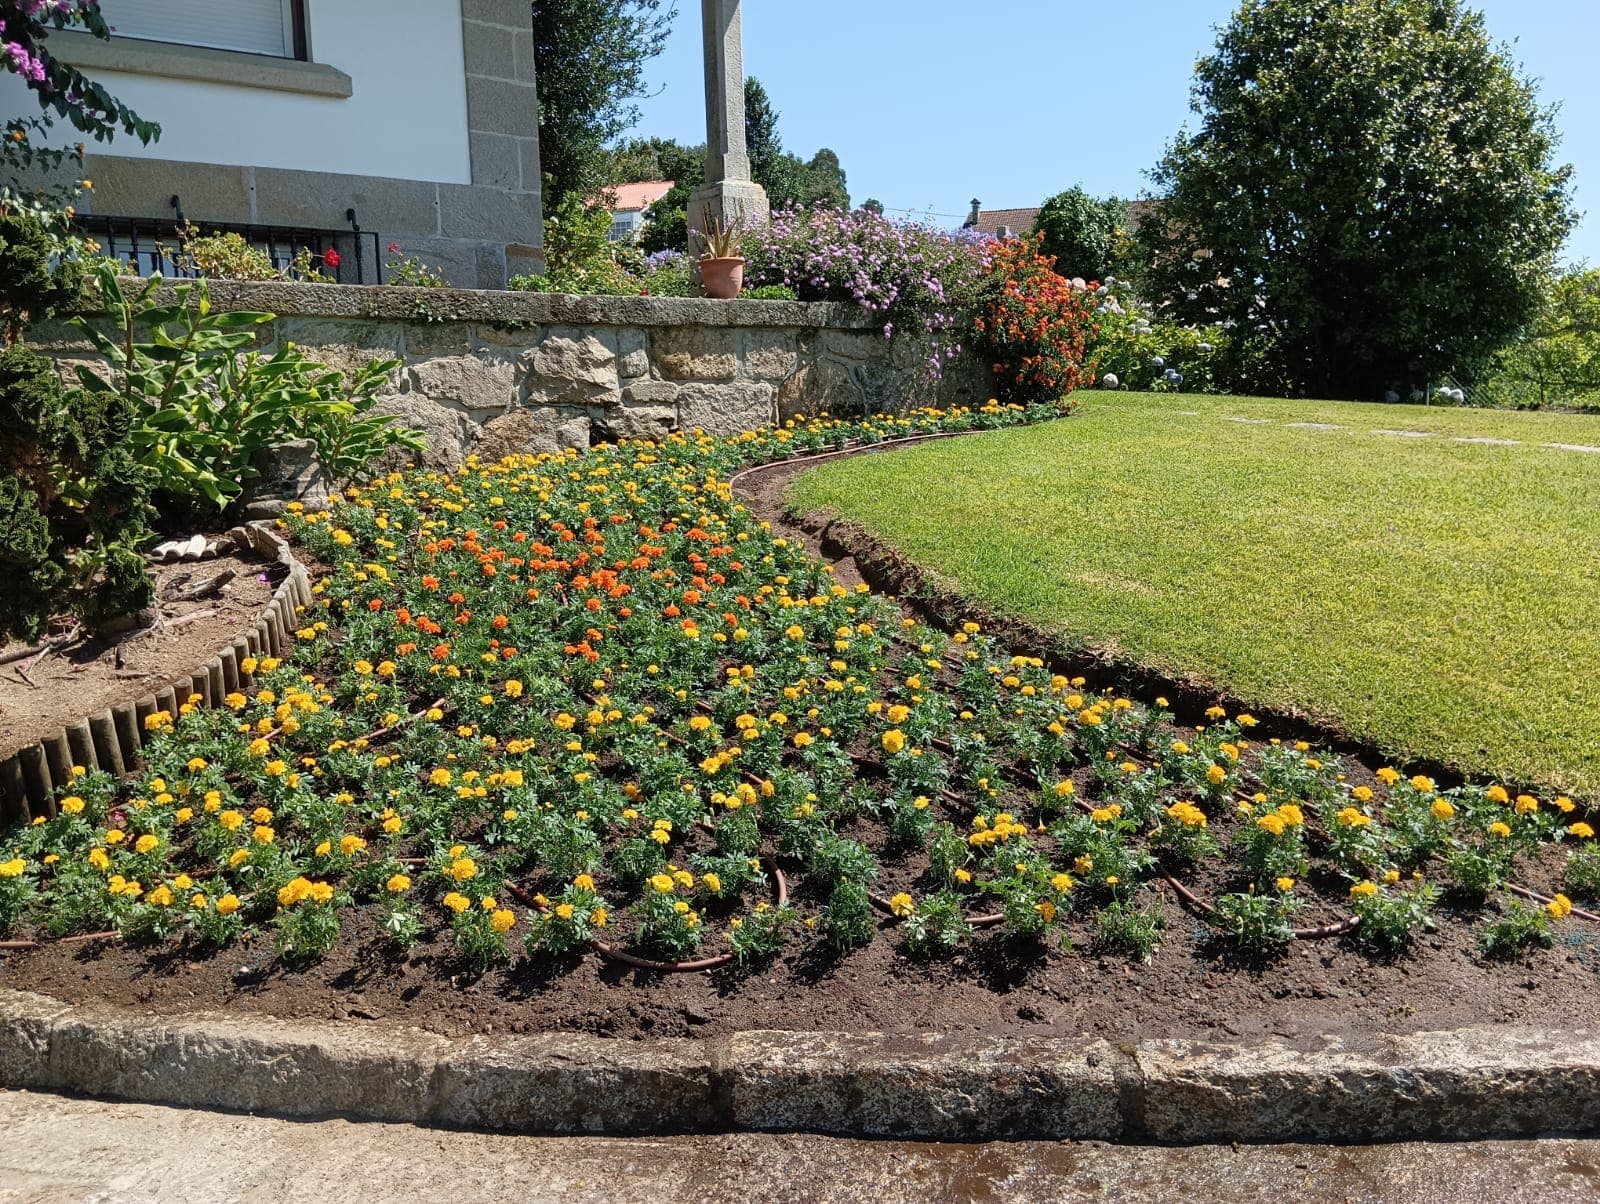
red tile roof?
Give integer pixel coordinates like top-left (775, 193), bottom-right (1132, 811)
top-left (966, 207), bottom-right (1040, 237)
top-left (606, 180), bottom-right (675, 213)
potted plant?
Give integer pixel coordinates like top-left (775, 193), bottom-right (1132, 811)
top-left (697, 217), bottom-right (745, 299)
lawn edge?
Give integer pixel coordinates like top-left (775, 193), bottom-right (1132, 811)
top-left (750, 447), bottom-right (1508, 795)
top-left (1, 988), bottom-right (1595, 1142)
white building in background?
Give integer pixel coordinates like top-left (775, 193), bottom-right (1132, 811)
top-left (605, 180), bottom-right (675, 243)
top-left (4, 0), bottom-right (543, 287)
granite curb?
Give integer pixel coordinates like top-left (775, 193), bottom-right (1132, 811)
top-left (1, 991), bottom-right (1595, 1142)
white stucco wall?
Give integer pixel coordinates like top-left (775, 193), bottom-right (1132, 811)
top-left (2, 0), bottom-right (471, 184)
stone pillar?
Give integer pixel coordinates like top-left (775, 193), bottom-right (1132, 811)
top-left (688, 0), bottom-right (769, 248)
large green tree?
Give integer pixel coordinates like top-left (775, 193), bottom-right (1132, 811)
top-left (531, 0), bottom-right (676, 209)
top-left (1139, 0), bottom-right (1575, 399)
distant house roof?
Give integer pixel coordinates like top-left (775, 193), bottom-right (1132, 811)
top-left (608, 180), bottom-right (675, 213)
top-left (964, 205), bottom-right (1040, 238)
top-left (962, 197), bottom-right (1165, 239)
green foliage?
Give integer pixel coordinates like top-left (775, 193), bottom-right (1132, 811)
top-left (1140, 0), bottom-right (1576, 399)
top-left (531, 0), bottom-right (677, 209)
top-left (164, 225), bottom-right (332, 284)
top-left (0, 205), bottom-right (86, 341)
top-left (1477, 900), bottom-right (1553, 958)
top-left (0, 341), bottom-right (154, 640)
top-left (821, 878), bottom-right (874, 951)
top-left (1094, 897), bottom-right (1164, 962)
top-left (1565, 845), bottom-right (1600, 898)
top-left (70, 265), bottom-right (421, 506)
top-left (1032, 188), bottom-right (1128, 283)
top-left (728, 903), bottom-right (796, 965)
top-left (901, 891), bottom-right (971, 958)
top-left (510, 194), bottom-right (646, 296)
top-left (1478, 268), bottom-right (1600, 410)
top-left (1349, 881), bottom-right (1439, 950)
top-left (605, 137), bottom-right (704, 255)
top-left (743, 284), bottom-right (798, 302)
top-left (1210, 889), bottom-right (1299, 948)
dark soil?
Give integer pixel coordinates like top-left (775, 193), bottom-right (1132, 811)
top-left (0, 550), bottom-right (281, 758)
top-left (4, 871), bottom-right (1596, 1045)
top-left (3, 441), bottom-right (1596, 1045)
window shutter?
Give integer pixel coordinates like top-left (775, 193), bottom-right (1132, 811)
top-left (97, 0), bottom-right (294, 58)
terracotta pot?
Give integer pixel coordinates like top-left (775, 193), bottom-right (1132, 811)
top-left (700, 255), bottom-right (745, 299)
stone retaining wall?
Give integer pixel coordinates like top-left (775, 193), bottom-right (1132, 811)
top-left (35, 282), bottom-right (992, 469)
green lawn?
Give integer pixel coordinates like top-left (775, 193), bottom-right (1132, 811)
top-left (789, 392), bottom-right (1600, 798)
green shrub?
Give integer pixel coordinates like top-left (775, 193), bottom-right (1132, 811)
top-left (1477, 901), bottom-right (1553, 958)
top-left (1032, 188), bottom-right (1128, 283)
top-left (71, 265), bottom-right (421, 507)
top-left (1094, 898), bottom-right (1164, 962)
top-left (0, 342), bottom-right (154, 641)
top-left (0, 206), bottom-right (86, 342)
top-left (510, 195), bottom-right (645, 296)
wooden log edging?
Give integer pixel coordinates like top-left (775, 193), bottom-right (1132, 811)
top-left (0, 525), bottom-right (314, 822)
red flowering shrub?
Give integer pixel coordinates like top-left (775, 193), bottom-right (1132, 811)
top-left (973, 234), bottom-right (1097, 403)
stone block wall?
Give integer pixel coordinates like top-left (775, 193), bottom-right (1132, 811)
top-left (37, 283), bottom-right (993, 471)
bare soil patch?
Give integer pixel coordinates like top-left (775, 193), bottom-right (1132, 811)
top-left (0, 551), bottom-right (281, 758)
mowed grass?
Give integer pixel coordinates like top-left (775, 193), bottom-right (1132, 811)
top-left (789, 392), bottom-right (1600, 798)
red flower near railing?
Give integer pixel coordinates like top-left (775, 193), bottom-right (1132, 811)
top-left (322, 249), bottom-right (341, 269)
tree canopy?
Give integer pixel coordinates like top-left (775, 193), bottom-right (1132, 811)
top-left (531, 0), bottom-right (676, 210)
top-left (1138, 0), bottom-right (1575, 399)
top-left (1032, 188), bottom-right (1128, 283)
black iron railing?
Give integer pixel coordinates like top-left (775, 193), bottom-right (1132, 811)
top-left (75, 212), bottom-right (384, 285)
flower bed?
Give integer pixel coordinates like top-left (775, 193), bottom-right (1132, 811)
top-left (0, 401), bottom-right (1595, 977)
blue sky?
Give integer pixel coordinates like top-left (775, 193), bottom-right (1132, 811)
top-left (630, 0), bottom-right (1600, 263)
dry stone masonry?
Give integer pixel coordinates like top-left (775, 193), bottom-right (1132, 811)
top-left (37, 282), bottom-right (990, 472)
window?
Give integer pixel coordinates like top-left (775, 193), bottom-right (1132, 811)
top-left (97, 0), bottom-right (306, 60)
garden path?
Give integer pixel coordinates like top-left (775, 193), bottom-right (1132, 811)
top-left (0, 1090), bottom-right (1595, 1203)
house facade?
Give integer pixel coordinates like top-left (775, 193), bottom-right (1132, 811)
top-left (605, 179), bottom-right (675, 242)
top-left (7, 0), bottom-right (543, 287)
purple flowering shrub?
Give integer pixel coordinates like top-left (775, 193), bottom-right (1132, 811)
top-left (742, 207), bottom-right (995, 382)
top-left (2, 0), bottom-right (158, 184)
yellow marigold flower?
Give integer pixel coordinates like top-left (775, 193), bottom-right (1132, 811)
top-left (60, 795), bottom-right (85, 814)
top-left (0, 858), bottom-right (25, 878)
top-left (1569, 822), bottom-right (1596, 840)
top-left (1276, 803), bottom-right (1304, 827)
top-left (1054, 781), bottom-right (1075, 798)
top-left (784, 624), bottom-right (804, 640)
top-left (429, 768), bottom-right (453, 787)
top-left (229, 849), bottom-right (249, 867)
top-left (1350, 881), bottom-right (1379, 897)
top-left (1376, 767), bottom-right (1401, 786)
top-left (1351, 786), bottom-right (1373, 803)
top-left (1256, 814), bottom-right (1286, 837)
top-left (263, 759), bottom-right (287, 778)
top-left (1515, 795), bottom-right (1539, 815)
top-left (1430, 798), bottom-right (1455, 821)
top-left (88, 848), bottom-right (110, 871)
top-left (105, 828), bottom-right (124, 844)
top-left (191, 893), bottom-right (209, 911)
top-left (881, 729), bottom-right (906, 754)
top-left (1556, 796), bottom-right (1576, 813)
top-left (702, 872), bottom-right (723, 894)
top-left (1051, 873), bottom-right (1073, 893)
top-left (1035, 900), bottom-right (1057, 923)
top-left (1205, 706), bottom-right (1227, 720)
top-left (383, 815), bottom-right (404, 835)
top-left (888, 892), bottom-right (915, 918)
top-left (1486, 785), bottom-right (1509, 804)
top-left (134, 834), bottom-right (159, 855)
top-left (1206, 764), bottom-right (1227, 786)
top-left (442, 892), bottom-right (470, 913)
top-left (489, 908), bottom-right (515, 932)
top-left (309, 881), bottom-right (333, 904)
top-left (504, 679), bottom-right (523, 699)
top-left (574, 873), bottom-right (595, 891)
top-left (315, 840), bottom-right (332, 857)
top-left (1275, 877), bottom-right (1295, 892)
top-left (650, 873), bottom-right (676, 894)
top-left (216, 894), bottom-right (240, 915)
top-left (1384, 869), bottom-right (1402, 884)
top-left (1335, 806), bottom-right (1371, 828)
top-left (1547, 893), bottom-right (1573, 919)
top-left (449, 857), bottom-right (477, 882)
top-left (1489, 821), bottom-right (1512, 838)
top-left (1409, 775), bottom-right (1435, 793)
top-left (386, 874), bottom-right (412, 893)
top-left (252, 824), bottom-right (275, 844)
